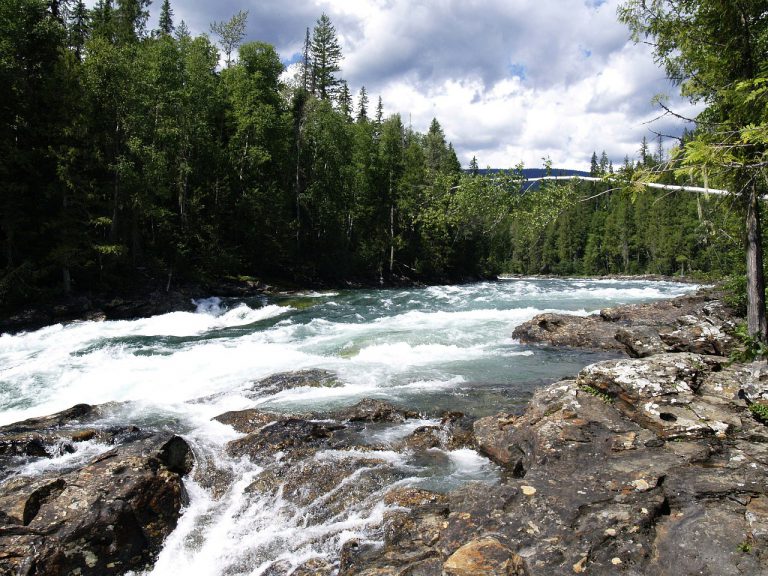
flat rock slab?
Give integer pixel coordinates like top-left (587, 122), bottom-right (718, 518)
top-left (512, 291), bottom-right (737, 357)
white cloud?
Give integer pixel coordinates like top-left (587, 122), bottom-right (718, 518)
top-left (149, 0), bottom-right (694, 170)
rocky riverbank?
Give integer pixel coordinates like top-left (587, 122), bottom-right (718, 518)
top-left (1, 289), bottom-right (766, 575)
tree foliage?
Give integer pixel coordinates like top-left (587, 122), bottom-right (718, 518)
top-left (0, 2), bottom-right (750, 314)
top-left (619, 0), bottom-right (768, 338)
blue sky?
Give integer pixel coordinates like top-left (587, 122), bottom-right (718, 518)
top-left (142, 0), bottom-right (697, 170)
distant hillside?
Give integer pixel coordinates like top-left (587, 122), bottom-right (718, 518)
top-left (470, 168), bottom-right (591, 179)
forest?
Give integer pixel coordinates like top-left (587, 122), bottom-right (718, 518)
top-left (0, 0), bottom-right (750, 313)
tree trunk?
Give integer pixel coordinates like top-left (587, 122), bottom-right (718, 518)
top-left (746, 182), bottom-right (767, 340)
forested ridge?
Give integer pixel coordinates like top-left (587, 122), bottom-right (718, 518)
top-left (0, 0), bottom-right (749, 314)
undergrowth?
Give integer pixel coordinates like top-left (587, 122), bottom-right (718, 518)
top-left (749, 403), bottom-right (768, 425)
top-left (579, 385), bottom-right (613, 404)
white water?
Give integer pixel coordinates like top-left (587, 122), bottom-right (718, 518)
top-left (0, 278), bottom-right (698, 575)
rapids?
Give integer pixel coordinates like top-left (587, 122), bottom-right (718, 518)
top-left (0, 278), bottom-right (698, 575)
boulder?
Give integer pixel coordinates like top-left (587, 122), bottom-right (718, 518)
top-left (0, 432), bottom-right (193, 575)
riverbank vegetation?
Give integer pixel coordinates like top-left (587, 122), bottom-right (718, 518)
top-left (0, 0), bottom-right (759, 316)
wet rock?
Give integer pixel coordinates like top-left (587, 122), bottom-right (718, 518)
top-left (213, 409), bottom-right (287, 434)
top-left (226, 418), bottom-right (346, 463)
top-left (0, 432), bottom-right (193, 575)
top-left (338, 489), bottom-right (449, 576)
top-left (0, 404), bottom-right (95, 434)
top-left (439, 412), bottom-right (477, 450)
top-left (331, 399), bottom-right (420, 423)
top-left (0, 404), bottom-right (146, 482)
top-left (394, 412), bottom-right (477, 454)
top-left (243, 369), bottom-right (341, 397)
top-left (513, 291), bottom-right (737, 357)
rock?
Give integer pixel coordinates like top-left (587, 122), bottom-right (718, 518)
top-left (0, 404), bottom-right (95, 434)
top-left (356, 350), bottom-right (768, 574)
top-left (330, 399), bottom-right (420, 423)
top-left (0, 404), bottom-right (146, 482)
top-left (213, 409), bottom-right (286, 434)
top-left (443, 537), bottom-right (528, 576)
top-left (0, 432), bottom-right (193, 575)
top-left (226, 418), bottom-right (346, 462)
top-left (577, 353), bottom-right (740, 439)
top-left (473, 413), bottom-right (524, 473)
top-left (511, 313), bottom-right (623, 352)
top-left (513, 291), bottom-right (737, 357)
top-left (242, 369), bottom-right (341, 397)
top-left (338, 488), bottom-right (449, 576)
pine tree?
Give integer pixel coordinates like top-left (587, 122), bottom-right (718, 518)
top-left (639, 136), bottom-right (651, 167)
top-left (599, 151), bottom-right (609, 175)
top-left (114, 0), bottom-right (151, 43)
top-left (310, 13), bottom-right (343, 100)
top-left (90, 0), bottom-right (115, 42)
top-left (375, 96), bottom-right (383, 125)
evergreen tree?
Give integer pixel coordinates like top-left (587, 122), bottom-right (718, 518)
top-left (589, 151), bottom-right (599, 176)
top-left (356, 86), bottom-right (368, 123)
top-left (114, 0), bottom-right (150, 43)
top-left (158, 0), bottom-right (173, 35)
top-left (310, 13), bottom-right (342, 100)
top-left (469, 155), bottom-right (479, 176)
top-left (68, 0), bottom-right (88, 59)
top-left (598, 151), bottom-right (609, 175)
top-left (337, 80), bottom-right (352, 122)
top-left (300, 27), bottom-right (310, 92)
top-left (90, 0), bottom-right (115, 42)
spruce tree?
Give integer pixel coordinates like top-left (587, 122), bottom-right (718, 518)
top-left (310, 13), bottom-right (342, 100)
top-left (356, 86), bottom-right (369, 123)
top-left (469, 155), bottom-right (479, 176)
top-left (337, 80), bottom-right (352, 121)
top-left (158, 0), bottom-right (173, 35)
top-left (69, 0), bottom-right (88, 59)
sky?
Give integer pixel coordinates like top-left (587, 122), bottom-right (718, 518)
top-left (148, 0), bottom-right (700, 171)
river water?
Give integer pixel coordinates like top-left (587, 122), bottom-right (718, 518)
top-left (0, 278), bottom-right (697, 575)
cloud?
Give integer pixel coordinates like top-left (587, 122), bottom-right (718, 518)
top-left (142, 0), bottom-right (693, 170)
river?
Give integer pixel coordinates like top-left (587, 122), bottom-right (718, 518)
top-left (0, 278), bottom-right (698, 575)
